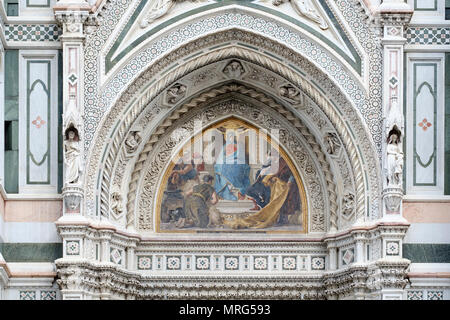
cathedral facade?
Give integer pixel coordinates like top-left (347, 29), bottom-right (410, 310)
top-left (0, 0), bottom-right (449, 300)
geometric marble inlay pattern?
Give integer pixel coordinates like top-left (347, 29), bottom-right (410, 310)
top-left (342, 248), bottom-right (355, 266)
top-left (427, 291), bottom-right (444, 300)
top-left (386, 241), bottom-right (400, 256)
top-left (5, 24), bottom-right (62, 41)
top-left (224, 256), bottom-right (239, 270)
top-left (282, 256), bottom-right (297, 270)
top-left (311, 256), bottom-right (326, 270)
top-left (110, 248), bottom-right (122, 265)
top-left (166, 256), bottom-right (181, 270)
top-left (195, 256), bottom-right (210, 270)
top-left (254, 257), bottom-right (268, 270)
top-left (66, 240), bottom-right (80, 255)
top-left (407, 291), bottom-right (423, 300)
top-left (19, 291), bottom-right (36, 300)
top-left (406, 27), bottom-right (450, 45)
top-left (40, 291), bottom-right (57, 300)
top-left (137, 256), bottom-right (152, 270)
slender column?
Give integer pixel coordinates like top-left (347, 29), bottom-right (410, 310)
top-left (326, 241), bottom-right (338, 271)
top-left (377, 1), bottom-right (413, 300)
top-left (354, 233), bottom-right (366, 264)
top-left (379, 0), bottom-right (413, 220)
top-left (55, 1), bottom-right (90, 217)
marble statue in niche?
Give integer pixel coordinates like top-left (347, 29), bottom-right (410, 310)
top-left (157, 118), bottom-right (306, 233)
top-left (64, 126), bottom-right (81, 184)
top-left (272, 0), bottom-right (329, 30)
top-left (386, 129), bottom-right (403, 187)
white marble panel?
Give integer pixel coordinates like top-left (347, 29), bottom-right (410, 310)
top-left (414, 64), bottom-right (435, 185)
top-left (18, 51), bottom-right (59, 194)
top-left (406, 53), bottom-right (445, 195)
top-left (404, 224), bottom-right (450, 244)
top-left (3, 222), bottom-right (61, 243)
top-left (28, 62), bottom-right (49, 184)
top-left (414, 0), bottom-right (436, 10)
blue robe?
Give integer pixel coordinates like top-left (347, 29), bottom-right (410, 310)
top-left (214, 142), bottom-right (250, 200)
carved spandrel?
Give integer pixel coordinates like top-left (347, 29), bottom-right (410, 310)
top-left (272, 0), bottom-right (329, 30)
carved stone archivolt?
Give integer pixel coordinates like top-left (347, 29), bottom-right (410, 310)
top-left (123, 81), bottom-right (359, 233)
top-left (86, 38), bottom-right (379, 228)
top-left (135, 97), bottom-right (331, 232)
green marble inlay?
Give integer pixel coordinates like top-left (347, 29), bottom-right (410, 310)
top-left (445, 53), bottom-right (450, 195)
top-left (403, 244), bottom-right (450, 263)
top-left (105, 0), bottom-right (361, 75)
top-left (4, 50), bottom-right (19, 193)
top-left (26, 60), bottom-right (51, 185)
top-left (413, 63), bottom-right (437, 186)
top-left (0, 243), bottom-right (62, 262)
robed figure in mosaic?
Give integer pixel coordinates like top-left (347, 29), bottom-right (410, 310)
top-left (157, 119), bottom-right (305, 232)
top-left (213, 129), bottom-right (251, 201)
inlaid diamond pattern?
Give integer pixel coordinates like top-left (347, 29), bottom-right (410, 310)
top-left (427, 291), bottom-right (443, 300)
top-left (407, 291), bottom-right (423, 300)
top-left (110, 248), bottom-right (122, 265)
top-left (406, 27), bottom-right (450, 45)
top-left (342, 248), bottom-right (354, 266)
top-left (20, 291), bottom-right (36, 300)
top-left (40, 291), bottom-right (57, 300)
top-left (5, 24), bottom-right (62, 41)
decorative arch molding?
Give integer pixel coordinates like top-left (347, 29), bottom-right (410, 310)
top-left (132, 93), bottom-right (334, 233)
top-left (85, 44), bottom-right (381, 229)
top-left (82, 4), bottom-right (383, 154)
top-left (101, 1), bottom-right (364, 77)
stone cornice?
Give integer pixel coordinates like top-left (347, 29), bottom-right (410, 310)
top-left (56, 216), bottom-right (409, 244)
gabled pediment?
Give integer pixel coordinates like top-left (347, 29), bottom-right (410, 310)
top-left (105, 0), bottom-right (362, 76)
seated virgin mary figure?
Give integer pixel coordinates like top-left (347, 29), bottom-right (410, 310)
top-left (214, 131), bottom-right (251, 200)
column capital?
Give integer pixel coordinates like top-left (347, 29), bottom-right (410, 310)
top-left (54, 1), bottom-right (91, 39)
top-left (375, 0), bottom-right (413, 28)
